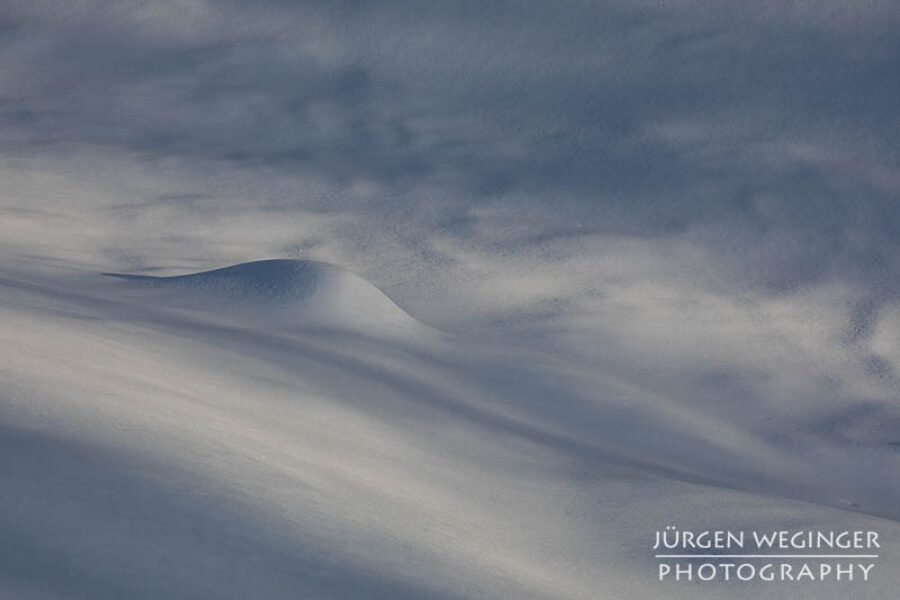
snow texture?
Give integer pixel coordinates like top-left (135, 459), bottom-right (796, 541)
top-left (2, 1), bottom-right (900, 598)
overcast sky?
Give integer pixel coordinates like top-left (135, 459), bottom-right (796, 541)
top-left (2, 0), bottom-right (899, 426)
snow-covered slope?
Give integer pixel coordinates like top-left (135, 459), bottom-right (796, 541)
top-left (2, 0), bottom-right (899, 597)
top-left (1, 261), bottom-right (899, 599)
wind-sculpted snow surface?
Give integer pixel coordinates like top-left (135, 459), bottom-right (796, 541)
top-left (104, 259), bottom-right (424, 334)
top-left (1, 262), bottom-right (899, 599)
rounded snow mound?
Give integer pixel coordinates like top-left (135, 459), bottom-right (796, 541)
top-left (107, 259), bottom-right (422, 333)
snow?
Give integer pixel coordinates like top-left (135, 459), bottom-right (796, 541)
top-left (103, 259), bottom-right (424, 334)
top-left (1, 4), bottom-right (898, 596)
top-left (1, 259), bottom-right (898, 599)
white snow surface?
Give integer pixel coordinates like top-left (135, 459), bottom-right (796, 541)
top-left (103, 259), bottom-right (424, 334)
top-left (1, 258), bottom-right (898, 599)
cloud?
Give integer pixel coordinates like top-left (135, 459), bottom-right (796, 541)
top-left (2, 0), bottom-right (899, 422)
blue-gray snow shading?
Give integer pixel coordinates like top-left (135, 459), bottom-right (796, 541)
top-left (2, 263), bottom-right (900, 600)
top-left (2, 0), bottom-right (900, 598)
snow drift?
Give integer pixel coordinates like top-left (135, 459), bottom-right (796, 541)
top-left (105, 259), bottom-right (423, 334)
